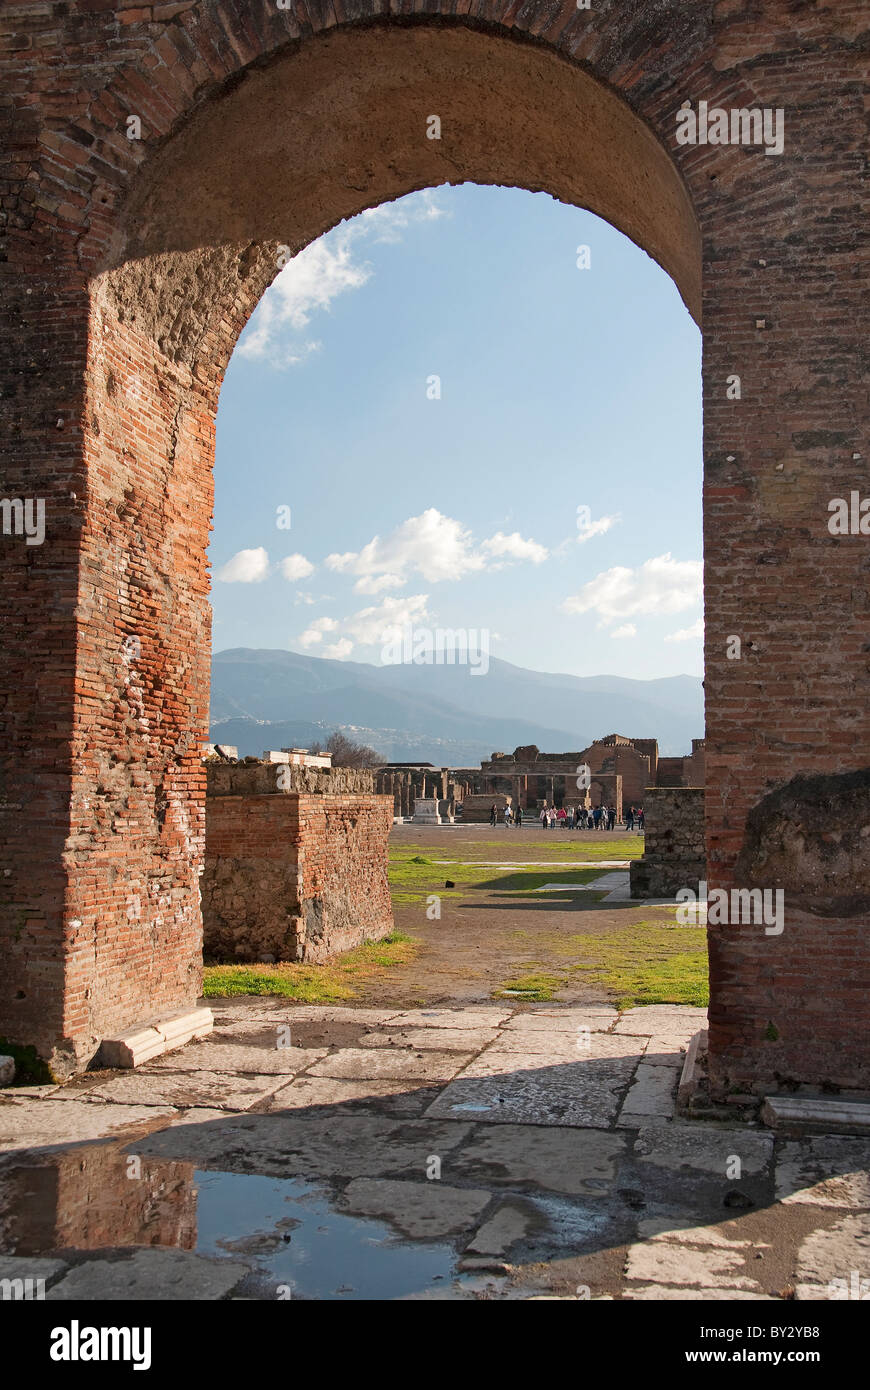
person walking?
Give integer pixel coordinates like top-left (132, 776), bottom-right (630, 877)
top-left (503, 804), bottom-right (512, 827)
top-left (638, 806), bottom-right (645, 831)
top-left (515, 804), bottom-right (523, 828)
top-left (490, 802), bottom-right (497, 827)
top-left (540, 805), bottom-right (548, 830)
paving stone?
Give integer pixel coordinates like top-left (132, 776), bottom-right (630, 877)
top-left (776, 1137), bottom-right (870, 1208)
top-left (450, 1124), bottom-right (625, 1194)
top-left (643, 1040), bottom-right (691, 1065)
top-left (0, 1099), bottom-right (176, 1153)
top-left (386, 1008), bottom-right (512, 1029)
top-left (500, 1008), bottom-right (617, 1034)
top-left (46, 1248), bottom-right (250, 1300)
top-left (614, 1006), bottom-right (707, 1036)
top-left (637, 1215), bottom-right (764, 1249)
top-left (136, 1113), bottom-right (473, 1181)
top-left (618, 1063), bottom-right (677, 1119)
top-left (144, 1042), bottom-right (328, 1075)
top-left (356, 1028), bottom-right (499, 1052)
top-left (307, 1047), bottom-right (472, 1082)
top-left (339, 1177), bottom-right (491, 1238)
top-left (462, 1032), bottom-right (644, 1075)
top-left (78, 1071), bottom-right (291, 1112)
top-left (264, 1076), bottom-right (440, 1116)
top-left (625, 1241), bottom-right (763, 1291)
top-left (617, 1112), bottom-right (673, 1130)
top-left (464, 1202), bottom-right (534, 1255)
top-left (793, 1214), bottom-right (870, 1299)
top-left (426, 1057), bottom-right (636, 1128)
top-left (484, 1029), bottom-right (616, 1057)
top-left (634, 1123), bottom-right (773, 1177)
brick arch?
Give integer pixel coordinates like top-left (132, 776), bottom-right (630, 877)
top-left (1, 2), bottom-right (867, 1091)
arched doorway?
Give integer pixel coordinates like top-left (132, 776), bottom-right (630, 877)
top-left (1, 10), bottom-right (866, 1095)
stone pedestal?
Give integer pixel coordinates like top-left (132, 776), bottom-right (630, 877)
top-left (413, 797), bottom-right (442, 825)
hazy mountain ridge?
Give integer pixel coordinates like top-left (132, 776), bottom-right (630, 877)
top-left (210, 648), bottom-right (704, 762)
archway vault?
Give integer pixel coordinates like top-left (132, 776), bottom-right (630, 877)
top-left (1, 4), bottom-right (866, 1093)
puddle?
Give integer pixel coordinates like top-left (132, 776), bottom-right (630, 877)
top-left (0, 1147), bottom-right (458, 1300)
top-left (195, 1171), bottom-right (457, 1299)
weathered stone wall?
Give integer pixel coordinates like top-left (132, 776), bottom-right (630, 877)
top-left (202, 774), bottom-right (393, 963)
top-left (630, 788), bottom-right (706, 900)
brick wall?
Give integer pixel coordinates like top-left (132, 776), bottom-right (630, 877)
top-left (202, 768), bottom-right (393, 962)
top-left (0, 2), bottom-right (866, 1089)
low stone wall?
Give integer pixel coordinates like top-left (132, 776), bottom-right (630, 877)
top-left (202, 763), bottom-right (393, 962)
top-left (629, 787), bottom-right (706, 899)
top-left (461, 793), bottom-right (511, 822)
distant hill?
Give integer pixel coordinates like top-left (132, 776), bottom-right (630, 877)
top-left (210, 648), bottom-right (704, 763)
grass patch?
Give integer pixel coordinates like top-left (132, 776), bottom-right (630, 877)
top-left (203, 931), bottom-right (419, 1002)
top-left (389, 847), bottom-right (606, 895)
top-left (501, 924), bottom-right (709, 1009)
top-left (494, 971), bottom-right (563, 1002)
top-left (393, 836), bottom-right (643, 863)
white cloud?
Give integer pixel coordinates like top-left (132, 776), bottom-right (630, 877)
top-left (561, 554), bottom-right (702, 625)
top-left (354, 572), bottom-right (405, 596)
top-left (298, 616), bottom-right (338, 648)
top-left (279, 553), bottom-right (314, 581)
top-left (611, 623), bottom-right (637, 639)
top-left (238, 191), bottom-right (446, 367)
top-left (480, 532), bottom-right (548, 565)
top-left (327, 509), bottom-right (547, 587)
top-left (294, 592), bottom-right (316, 606)
top-left (215, 547), bottom-right (270, 583)
top-left (664, 617), bottom-right (704, 642)
top-left (577, 513), bottom-right (620, 544)
top-left (321, 638), bottom-right (354, 660)
top-left (345, 593), bottom-right (430, 647)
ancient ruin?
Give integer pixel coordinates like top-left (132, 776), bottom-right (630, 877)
top-left (0, 3), bottom-right (866, 1101)
top-left (202, 759), bottom-right (393, 964)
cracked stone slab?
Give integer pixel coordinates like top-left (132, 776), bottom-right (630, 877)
top-left (483, 1029), bottom-right (617, 1058)
top-left (46, 1248), bottom-right (250, 1300)
top-left (614, 1006), bottom-right (708, 1036)
top-left (0, 1099), bottom-right (176, 1153)
top-left (307, 1047), bottom-right (473, 1083)
top-left (776, 1136), bottom-right (870, 1208)
top-left (634, 1123), bottom-right (773, 1177)
top-left (338, 1177), bottom-right (491, 1238)
top-left (135, 1112), bottom-right (473, 1181)
top-left (500, 1008), bottom-right (617, 1034)
top-left (637, 1215), bottom-right (766, 1249)
top-left (618, 1064), bottom-right (677, 1120)
top-left (461, 1032), bottom-right (644, 1076)
top-left (76, 1071), bottom-right (291, 1113)
top-left (356, 1028), bottom-right (500, 1052)
top-left (386, 1008), bottom-right (512, 1030)
top-left (641, 1044), bottom-right (686, 1069)
top-left (143, 1042), bottom-right (328, 1075)
top-left (625, 1241), bottom-right (763, 1291)
top-left (426, 1059), bottom-right (636, 1129)
top-left (793, 1214), bottom-right (870, 1299)
top-left (264, 1076), bottom-right (441, 1117)
top-left (449, 1124), bottom-right (625, 1194)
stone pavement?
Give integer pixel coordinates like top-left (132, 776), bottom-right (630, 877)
top-left (0, 1001), bottom-right (868, 1300)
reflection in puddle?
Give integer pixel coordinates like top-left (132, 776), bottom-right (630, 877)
top-left (195, 1171), bottom-right (456, 1299)
top-left (0, 1147), bottom-right (457, 1300)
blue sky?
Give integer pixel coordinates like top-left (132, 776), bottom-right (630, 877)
top-left (212, 183), bottom-right (703, 680)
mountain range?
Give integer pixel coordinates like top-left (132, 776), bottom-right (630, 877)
top-left (210, 648), bottom-right (704, 765)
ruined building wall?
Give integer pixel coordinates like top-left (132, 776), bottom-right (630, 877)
top-left (202, 766), bottom-right (393, 962)
top-left (630, 788), bottom-right (706, 900)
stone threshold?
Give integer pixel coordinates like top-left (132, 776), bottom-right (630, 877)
top-left (99, 1006), bottom-right (214, 1069)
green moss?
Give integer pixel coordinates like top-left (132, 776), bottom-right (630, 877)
top-left (494, 971), bottom-right (563, 1002)
top-left (764, 1021), bottom-right (780, 1042)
